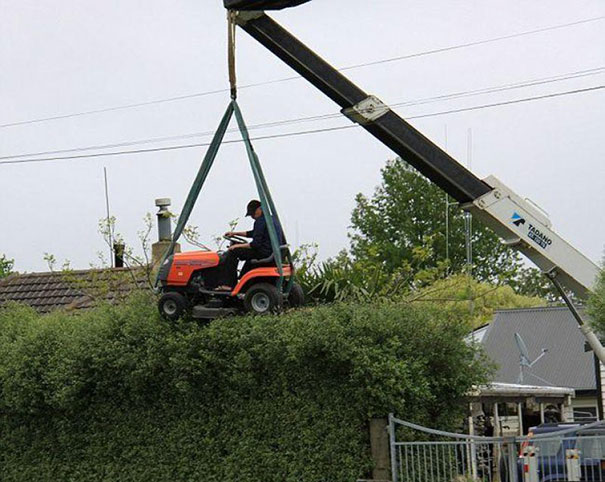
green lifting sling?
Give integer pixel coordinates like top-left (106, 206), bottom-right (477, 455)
top-left (155, 99), bottom-right (293, 294)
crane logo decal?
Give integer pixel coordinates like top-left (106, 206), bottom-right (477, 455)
top-left (527, 224), bottom-right (553, 249)
top-left (511, 211), bottom-right (553, 249)
top-left (511, 212), bottom-right (525, 227)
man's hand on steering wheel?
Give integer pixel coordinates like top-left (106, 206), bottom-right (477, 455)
top-left (223, 233), bottom-right (248, 246)
top-left (228, 243), bottom-right (250, 251)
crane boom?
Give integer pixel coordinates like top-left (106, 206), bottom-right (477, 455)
top-left (231, 11), bottom-right (491, 203)
top-left (465, 175), bottom-right (599, 298)
top-left (225, 5), bottom-right (603, 359)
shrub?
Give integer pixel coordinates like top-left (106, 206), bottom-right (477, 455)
top-left (588, 268), bottom-right (605, 336)
top-left (0, 294), bottom-right (489, 481)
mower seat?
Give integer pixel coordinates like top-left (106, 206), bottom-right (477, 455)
top-left (249, 245), bottom-right (290, 266)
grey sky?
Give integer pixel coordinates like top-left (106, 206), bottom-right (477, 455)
top-left (1, 0), bottom-right (603, 273)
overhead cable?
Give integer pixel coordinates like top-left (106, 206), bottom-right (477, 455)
top-left (1, 15), bottom-right (602, 129)
top-left (1, 84), bottom-right (602, 166)
top-left (2, 67), bottom-right (602, 161)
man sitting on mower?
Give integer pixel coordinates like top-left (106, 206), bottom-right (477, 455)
top-left (216, 199), bottom-right (285, 290)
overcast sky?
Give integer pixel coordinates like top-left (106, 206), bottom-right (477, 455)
top-left (1, 0), bottom-right (603, 273)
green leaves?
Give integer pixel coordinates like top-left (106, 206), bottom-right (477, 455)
top-left (350, 158), bottom-right (524, 285)
top-left (0, 253), bottom-right (14, 279)
top-left (588, 268), bottom-right (605, 337)
top-left (408, 274), bottom-right (545, 328)
top-left (294, 245), bottom-right (444, 304)
top-left (0, 296), bottom-right (489, 481)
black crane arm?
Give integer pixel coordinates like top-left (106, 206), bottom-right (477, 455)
top-left (224, 0), bottom-right (311, 10)
top-left (226, 9), bottom-right (491, 203)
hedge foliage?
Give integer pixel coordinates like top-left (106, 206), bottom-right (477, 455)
top-left (0, 294), bottom-right (489, 481)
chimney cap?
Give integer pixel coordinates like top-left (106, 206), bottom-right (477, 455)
top-left (155, 198), bottom-right (171, 208)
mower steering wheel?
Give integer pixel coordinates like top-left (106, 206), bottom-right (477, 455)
top-left (224, 234), bottom-right (247, 244)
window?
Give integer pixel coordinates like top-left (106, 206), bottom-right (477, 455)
top-left (573, 406), bottom-right (598, 422)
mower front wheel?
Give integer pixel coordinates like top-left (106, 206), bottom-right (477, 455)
top-left (158, 292), bottom-right (188, 321)
top-left (244, 283), bottom-right (282, 315)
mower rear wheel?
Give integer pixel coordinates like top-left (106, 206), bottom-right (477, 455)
top-left (158, 292), bottom-right (188, 321)
top-left (288, 282), bottom-right (305, 308)
top-left (244, 283), bottom-right (282, 315)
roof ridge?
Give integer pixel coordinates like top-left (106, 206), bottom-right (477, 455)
top-left (1, 266), bottom-right (143, 279)
top-left (494, 305), bottom-right (583, 314)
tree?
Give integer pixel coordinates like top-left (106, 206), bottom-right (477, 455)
top-left (350, 158), bottom-right (523, 285)
top-left (507, 266), bottom-right (559, 301)
top-left (409, 274), bottom-right (545, 328)
top-left (588, 267), bottom-right (605, 336)
top-left (0, 254), bottom-right (14, 279)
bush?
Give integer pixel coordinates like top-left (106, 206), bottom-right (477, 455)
top-left (589, 268), bottom-right (605, 336)
top-left (410, 274), bottom-right (545, 328)
top-left (0, 294), bottom-right (489, 481)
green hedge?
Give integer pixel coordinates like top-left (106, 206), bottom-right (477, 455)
top-left (0, 294), bottom-right (488, 481)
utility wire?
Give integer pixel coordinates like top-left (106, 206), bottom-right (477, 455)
top-left (339, 15), bottom-right (605, 71)
top-left (390, 67), bottom-right (605, 109)
top-left (403, 85), bottom-right (605, 119)
top-left (1, 85), bottom-right (602, 166)
top-left (1, 15), bottom-right (603, 129)
top-left (2, 67), bottom-right (602, 161)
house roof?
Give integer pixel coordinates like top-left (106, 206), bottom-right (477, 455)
top-left (480, 306), bottom-right (596, 391)
top-left (0, 268), bottom-right (149, 313)
top-left (469, 382), bottom-right (575, 399)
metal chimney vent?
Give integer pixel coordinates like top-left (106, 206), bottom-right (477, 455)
top-left (155, 198), bottom-right (173, 242)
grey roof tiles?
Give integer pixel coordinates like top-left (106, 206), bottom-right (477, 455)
top-left (0, 268), bottom-right (147, 313)
top-left (481, 306), bottom-right (595, 391)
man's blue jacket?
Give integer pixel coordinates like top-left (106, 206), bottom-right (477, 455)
top-left (246, 215), bottom-right (285, 258)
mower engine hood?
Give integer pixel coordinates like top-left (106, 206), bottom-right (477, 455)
top-left (224, 0), bottom-right (311, 10)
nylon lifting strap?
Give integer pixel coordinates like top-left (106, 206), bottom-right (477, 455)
top-left (155, 99), bottom-right (287, 288)
top-left (233, 101), bottom-right (286, 289)
top-left (227, 11), bottom-right (237, 100)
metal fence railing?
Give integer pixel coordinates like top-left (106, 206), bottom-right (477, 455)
top-left (389, 414), bottom-right (605, 482)
top-left (393, 439), bottom-right (511, 482)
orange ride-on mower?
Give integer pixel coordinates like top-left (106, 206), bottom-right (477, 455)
top-left (156, 234), bottom-right (304, 321)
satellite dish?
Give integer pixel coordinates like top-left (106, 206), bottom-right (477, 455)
top-left (514, 333), bottom-right (531, 365)
top-left (514, 332), bottom-right (549, 384)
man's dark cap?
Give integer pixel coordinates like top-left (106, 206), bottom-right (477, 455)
top-left (246, 199), bottom-right (261, 217)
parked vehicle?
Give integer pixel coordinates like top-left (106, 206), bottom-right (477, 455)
top-left (514, 423), bottom-right (605, 481)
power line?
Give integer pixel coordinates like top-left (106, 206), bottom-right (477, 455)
top-left (390, 67), bottom-right (605, 109)
top-left (2, 67), bottom-right (602, 161)
top-left (404, 85), bottom-right (605, 119)
top-left (1, 15), bottom-right (603, 129)
top-left (0, 88), bottom-right (229, 129)
top-left (339, 16), bottom-right (605, 71)
top-left (1, 84), bottom-right (602, 166)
